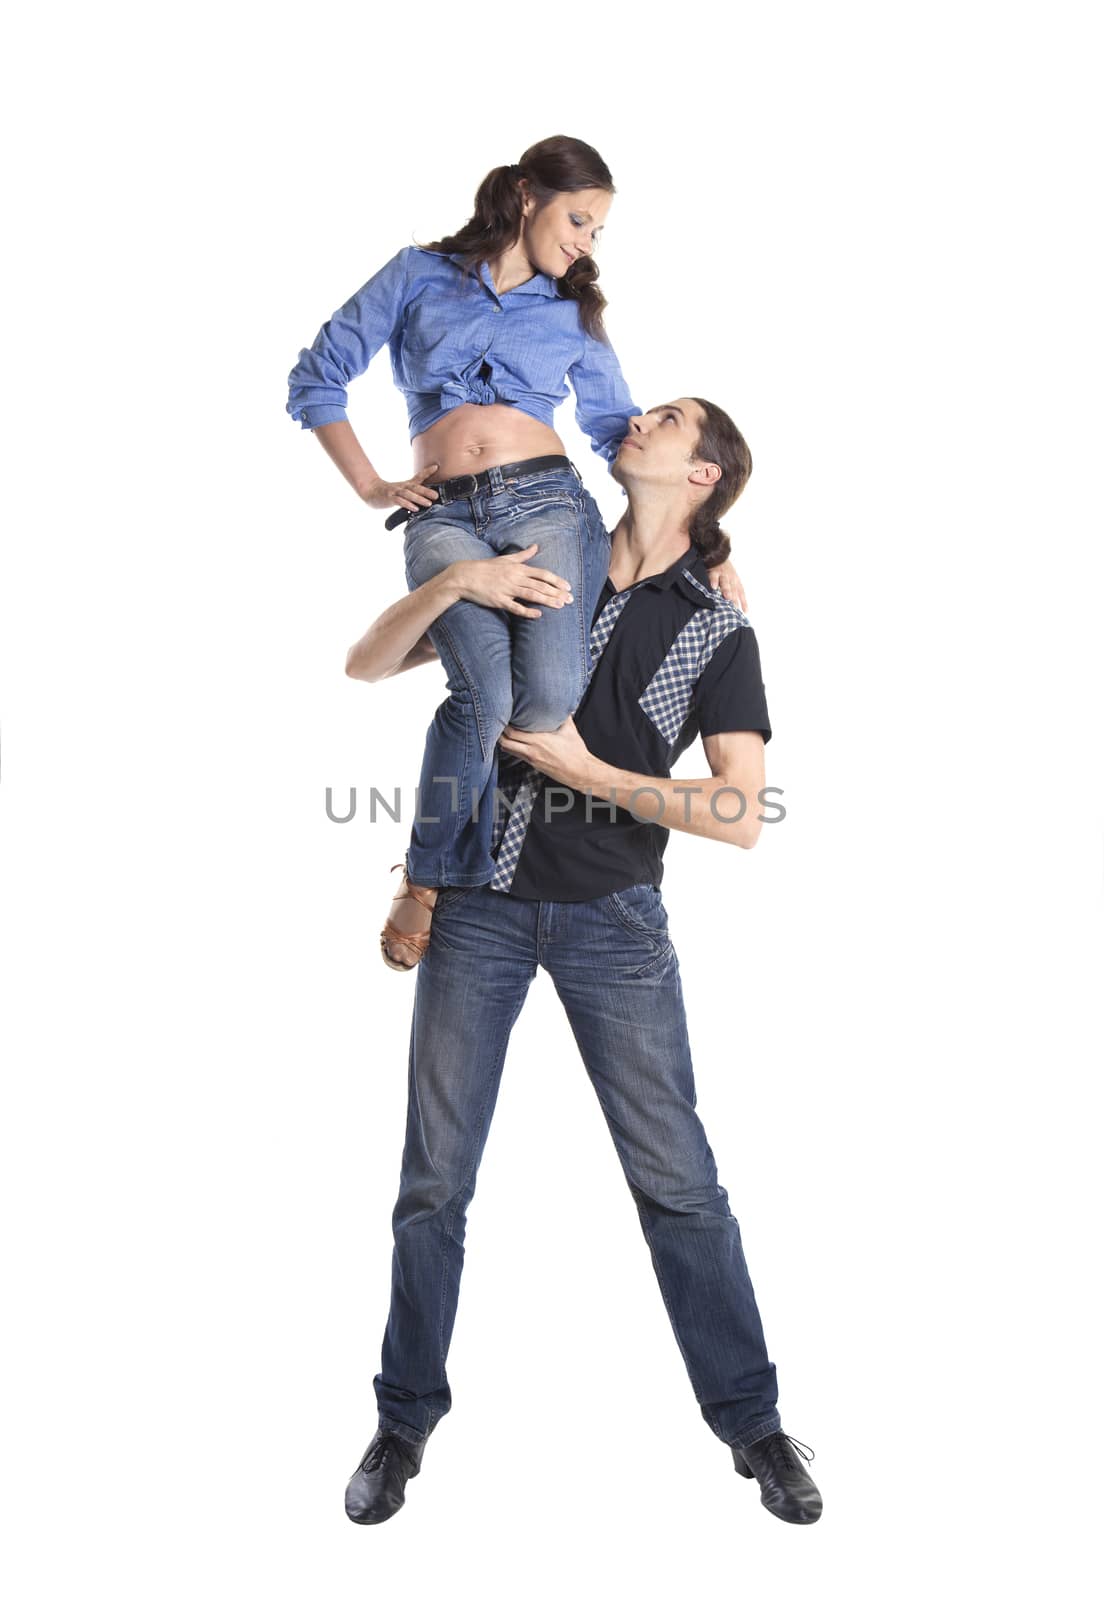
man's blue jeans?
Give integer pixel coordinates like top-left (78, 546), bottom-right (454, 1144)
top-left (400, 462), bottom-right (611, 888)
top-left (372, 883), bottom-right (784, 1451)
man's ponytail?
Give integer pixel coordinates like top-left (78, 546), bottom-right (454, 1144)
top-left (687, 399), bottom-right (753, 570)
top-left (689, 515), bottom-right (732, 570)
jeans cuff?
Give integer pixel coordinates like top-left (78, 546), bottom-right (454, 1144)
top-left (728, 1413), bottom-right (784, 1450)
top-left (403, 854), bottom-right (493, 889)
top-left (377, 1414), bottom-right (429, 1447)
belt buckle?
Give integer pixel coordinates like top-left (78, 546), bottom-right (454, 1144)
top-left (456, 473), bottom-right (479, 496)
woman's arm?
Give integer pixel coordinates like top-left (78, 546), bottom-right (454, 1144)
top-left (288, 249), bottom-right (408, 429)
top-left (566, 331), bottom-right (642, 468)
top-left (314, 419), bottom-right (442, 513)
top-left (345, 546), bottom-right (575, 682)
top-left (288, 249), bottom-right (442, 514)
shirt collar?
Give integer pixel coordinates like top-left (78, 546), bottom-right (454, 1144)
top-left (507, 271), bottom-right (560, 298)
top-left (603, 545), bottom-right (718, 608)
top-left (446, 252), bottom-right (559, 299)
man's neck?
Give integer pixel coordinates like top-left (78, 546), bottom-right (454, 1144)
top-left (607, 496), bottom-right (693, 592)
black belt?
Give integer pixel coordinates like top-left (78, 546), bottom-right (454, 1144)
top-left (383, 455), bottom-right (577, 531)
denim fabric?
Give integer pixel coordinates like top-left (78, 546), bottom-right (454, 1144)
top-left (373, 883), bottom-right (783, 1451)
top-left (400, 463), bottom-right (612, 888)
top-left (286, 247), bottom-right (640, 465)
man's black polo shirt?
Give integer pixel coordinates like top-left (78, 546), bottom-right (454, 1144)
top-left (487, 544), bottom-right (772, 902)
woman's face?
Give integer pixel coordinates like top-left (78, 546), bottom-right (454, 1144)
top-left (519, 187), bottom-right (611, 280)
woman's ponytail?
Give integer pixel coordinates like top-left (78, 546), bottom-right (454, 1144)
top-left (556, 253), bottom-right (609, 342)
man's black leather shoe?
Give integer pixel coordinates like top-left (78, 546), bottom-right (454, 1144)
top-left (345, 1427), bottom-right (426, 1524)
top-left (732, 1431), bottom-right (822, 1524)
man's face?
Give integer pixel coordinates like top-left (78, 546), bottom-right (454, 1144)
top-left (612, 398), bottom-right (710, 490)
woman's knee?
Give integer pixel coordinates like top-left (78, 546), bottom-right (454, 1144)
top-left (438, 663), bottom-right (513, 740)
top-left (509, 672), bottom-right (585, 732)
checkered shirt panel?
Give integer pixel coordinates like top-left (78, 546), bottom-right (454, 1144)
top-left (488, 585), bottom-right (640, 892)
top-left (637, 577), bottom-right (751, 747)
top-left (489, 758), bottom-right (527, 853)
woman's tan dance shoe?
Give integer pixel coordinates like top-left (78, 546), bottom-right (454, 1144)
top-left (380, 863), bottom-right (439, 971)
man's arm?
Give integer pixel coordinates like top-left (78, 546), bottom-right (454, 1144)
top-left (584, 729), bottom-right (768, 848)
top-left (345, 547), bottom-right (576, 682)
top-left (344, 573), bottom-right (456, 682)
top-left (496, 721), bottom-right (768, 848)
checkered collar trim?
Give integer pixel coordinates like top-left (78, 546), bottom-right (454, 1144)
top-left (603, 549), bottom-right (718, 609)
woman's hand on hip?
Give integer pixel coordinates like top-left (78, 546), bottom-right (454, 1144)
top-left (360, 464), bottom-right (441, 513)
top-left (447, 546), bottom-right (575, 618)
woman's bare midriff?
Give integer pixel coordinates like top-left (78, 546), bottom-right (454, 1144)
top-left (412, 404), bottom-right (568, 484)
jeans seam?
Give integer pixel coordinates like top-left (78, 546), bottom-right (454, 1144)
top-left (573, 497), bottom-right (588, 688)
top-left (633, 1193), bottom-right (778, 1448)
top-left (430, 614), bottom-right (490, 768)
top-left (503, 490), bottom-right (588, 728)
top-left (631, 1190), bottom-right (710, 1413)
top-left (434, 986), bottom-right (529, 1398)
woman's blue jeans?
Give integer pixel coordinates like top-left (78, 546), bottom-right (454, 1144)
top-left (400, 461), bottom-right (610, 887)
top-left (372, 883), bottom-right (784, 1451)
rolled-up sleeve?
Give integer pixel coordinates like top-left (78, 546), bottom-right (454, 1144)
top-left (567, 332), bottom-right (641, 468)
top-left (287, 248), bottom-right (410, 429)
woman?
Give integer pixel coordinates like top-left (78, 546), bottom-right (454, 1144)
top-left (287, 136), bottom-right (744, 969)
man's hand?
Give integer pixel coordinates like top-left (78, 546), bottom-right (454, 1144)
top-left (707, 558), bottom-right (748, 612)
top-left (498, 715), bottom-right (596, 790)
top-left (452, 547), bottom-right (574, 618)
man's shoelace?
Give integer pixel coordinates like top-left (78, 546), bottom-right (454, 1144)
top-left (361, 1433), bottom-right (416, 1475)
top-left (761, 1432), bottom-right (815, 1475)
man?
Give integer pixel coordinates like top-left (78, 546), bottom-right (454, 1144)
top-left (342, 398), bottom-right (822, 1526)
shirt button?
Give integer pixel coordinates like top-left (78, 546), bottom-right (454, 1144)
top-left (494, 306), bottom-right (503, 314)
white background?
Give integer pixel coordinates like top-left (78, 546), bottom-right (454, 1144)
top-left (2, 3), bottom-right (1101, 1596)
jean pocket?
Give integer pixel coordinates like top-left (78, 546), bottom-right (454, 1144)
top-left (506, 474), bottom-right (582, 514)
top-left (401, 499), bottom-right (441, 539)
top-left (433, 885), bottom-right (473, 916)
top-left (609, 883), bottom-right (668, 939)
top-left (607, 884), bottom-right (673, 979)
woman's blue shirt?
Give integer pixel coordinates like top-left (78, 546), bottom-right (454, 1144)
top-left (287, 246), bottom-right (640, 466)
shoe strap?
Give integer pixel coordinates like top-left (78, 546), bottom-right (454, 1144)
top-left (380, 920), bottom-right (432, 958)
top-left (389, 863), bottom-right (439, 913)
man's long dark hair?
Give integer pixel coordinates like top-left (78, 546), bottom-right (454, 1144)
top-left (420, 135), bottom-right (615, 341)
top-left (688, 399), bottom-right (754, 568)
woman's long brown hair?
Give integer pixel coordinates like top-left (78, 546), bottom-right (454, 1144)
top-left (420, 135), bottom-right (615, 341)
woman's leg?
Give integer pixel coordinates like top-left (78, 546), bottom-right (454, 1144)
top-left (484, 475), bottom-right (612, 729)
top-left (393, 473), bottom-right (610, 917)
top-left (399, 507), bottom-right (515, 890)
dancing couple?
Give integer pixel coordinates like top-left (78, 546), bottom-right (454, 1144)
top-left (287, 136), bottom-right (822, 1526)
